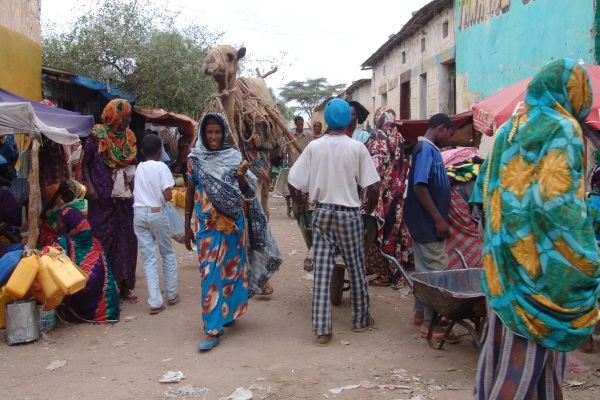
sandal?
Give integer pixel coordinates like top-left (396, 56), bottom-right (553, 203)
top-left (420, 324), bottom-right (460, 344)
top-left (316, 333), bottom-right (332, 346)
top-left (370, 277), bottom-right (391, 286)
top-left (353, 317), bottom-right (375, 332)
top-left (258, 282), bottom-right (274, 296)
top-left (122, 293), bottom-right (139, 304)
top-left (149, 305), bottom-right (165, 315)
top-left (167, 293), bottom-right (180, 306)
top-left (391, 277), bottom-right (406, 290)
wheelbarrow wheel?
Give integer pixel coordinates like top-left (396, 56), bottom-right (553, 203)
top-left (331, 265), bottom-right (345, 305)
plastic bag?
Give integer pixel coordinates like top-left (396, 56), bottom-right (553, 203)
top-left (165, 203), bottom-right (185, 243)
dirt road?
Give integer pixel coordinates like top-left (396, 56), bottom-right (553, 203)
top-left (1, 195), bottom-right (599, 399)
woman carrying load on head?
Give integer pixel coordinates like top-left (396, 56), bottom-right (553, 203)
top-left (471, 58), bottom-right (600, 399)
top-left (82, 98), bottom-right (139, 304)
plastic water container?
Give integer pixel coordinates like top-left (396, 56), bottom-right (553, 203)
top-left (27, 278), bottom-right (65, 311)
top-left (5, 253), bottom-right (39, 299)
top-left (0, 250), bottom-right (22, 286)
top-left (5, 299), bottom-right (39, 345)
top-left (0, 286), bottom-right (12, 329)
top-left (37, 254), bottom-right (65, 300)
top-left (46, 252), bottom-right (88, 295)
top-left (38, 305), bottom-right (56, 333)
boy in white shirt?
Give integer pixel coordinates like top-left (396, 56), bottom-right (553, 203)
top-left (133, 134), bottom-right (179, 315)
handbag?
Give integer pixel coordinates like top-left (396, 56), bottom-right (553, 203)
top-left (165, 202), bottom-right (185, 243)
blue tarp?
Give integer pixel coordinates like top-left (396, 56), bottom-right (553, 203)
top-left (71, 76), bottom-right (137, 104)
top-left (0, 87), bottom-right (95, 137)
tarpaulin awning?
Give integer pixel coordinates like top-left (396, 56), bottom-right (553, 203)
top-left (472, 64), bottom-right (600, 136)
top-left (71, 76), bottom-right (137, 104)
top-left (0, 102), bottom-right (80, 145)
top-left (0, 87), bottom-right (94, 137)
top-left (133, 107), bottom-right (198, 139)
top-left (395, 111), bottom-right (474, 145)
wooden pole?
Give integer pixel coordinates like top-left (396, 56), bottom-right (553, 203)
top-left (263, 107), bottom-right (303, 154)
top-left (26, 137), bottom-right (40, 249)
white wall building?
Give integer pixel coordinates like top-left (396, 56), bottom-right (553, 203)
top-left (361, 0), bottom-right (455, 127)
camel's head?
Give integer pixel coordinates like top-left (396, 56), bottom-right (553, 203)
top-left (202, 45), bottom-right (247, 83)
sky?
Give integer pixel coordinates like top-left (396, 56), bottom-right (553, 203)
top-left (41, 0), bottom-right (432, 93)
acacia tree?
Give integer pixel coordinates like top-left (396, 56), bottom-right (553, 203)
top-left (278, 78), bottom-right (345, 120)
top-left (42, 0), bottom-right (221, 116)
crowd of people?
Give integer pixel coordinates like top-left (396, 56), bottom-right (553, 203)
top-left (2, 57), bottom-right (600, 398)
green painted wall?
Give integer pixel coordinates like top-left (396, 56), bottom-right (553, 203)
top-left (0, 25), bottom-right (42, 100)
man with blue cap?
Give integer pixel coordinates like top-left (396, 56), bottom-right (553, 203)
top-left (288, 98), bottom-right (381, 346)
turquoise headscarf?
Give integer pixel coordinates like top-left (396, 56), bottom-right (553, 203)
top-left (470, 58), bottom-right (600, 352)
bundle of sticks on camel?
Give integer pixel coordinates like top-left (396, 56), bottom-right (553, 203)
top-left (201, 45), bottom-right (301, 220)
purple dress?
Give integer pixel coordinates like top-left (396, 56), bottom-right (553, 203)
top-left (83, 137), bottom-right (137, 291)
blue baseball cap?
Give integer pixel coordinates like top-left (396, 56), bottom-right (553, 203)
top-left (324, 98), bottom-right (351, 130)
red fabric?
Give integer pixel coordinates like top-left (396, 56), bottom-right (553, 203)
top-left (446, 187), bottom-right (482, 270)
top-left (472, 64), bottom-right (600, 136)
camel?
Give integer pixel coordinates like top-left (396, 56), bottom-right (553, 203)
top-left (201, 45), bottom-right (301, 220)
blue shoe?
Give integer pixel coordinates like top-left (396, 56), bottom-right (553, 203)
top-left (223, 320), bottom-right (236, 328)
top-left (198, 336), bottom-right (221, 351)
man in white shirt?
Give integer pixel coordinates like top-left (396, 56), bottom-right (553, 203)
top-left (288, 98), bottom-right (380, 346)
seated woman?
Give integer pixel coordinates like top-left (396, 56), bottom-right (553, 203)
top-left (41, 179), bottom-right (119, 322)
top-left (40, 179), bottom-right (86, 246)
top-left (53, 206), bottom-right (120, 323)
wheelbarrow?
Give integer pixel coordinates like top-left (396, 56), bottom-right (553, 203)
top-left (296, 209), bottom-right (377, 305)
top-left (381, 249), bottom-right (486, 350)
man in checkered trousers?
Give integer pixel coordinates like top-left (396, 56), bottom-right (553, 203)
top-left (288, 98), bottom-right (381, 346)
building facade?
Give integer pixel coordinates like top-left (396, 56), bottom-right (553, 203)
top-left (361, 0), bottom-right (455, 123)
top-left (455, 0), bottom-right (597, 112)
top-left (455, 0), bottom-right (597, 154)
top-left (0, 0), bottom-right (42, 100)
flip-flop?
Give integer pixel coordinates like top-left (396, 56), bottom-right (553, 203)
top-left (370, 278), bottom-right (391, 286)
top-left (149, 305), bottom-right (165, 315)
top-left (420, 327), bottom-right (460, 344)
top-left (391, 278), bottom-right (406, 290)
top-left (122, 293), bottom-right (139, 304)
top-left (316, 333), bottom-right (332, 346)
top-left (353, 317), bottom-right (375, 332)
top-left (258, 282), bottom-right (274, 296)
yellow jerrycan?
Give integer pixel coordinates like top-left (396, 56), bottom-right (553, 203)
top-left (5, 253), bottom-right (39, 300)
top-left (43, 247), bottom-right (89, 296)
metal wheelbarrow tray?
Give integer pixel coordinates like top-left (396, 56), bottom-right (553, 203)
top-left (381, 251), bottom-right (486, 350)
top-left (412, 268), bottom-right (486, 349)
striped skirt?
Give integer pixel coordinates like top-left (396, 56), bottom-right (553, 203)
top-left (473, 303), bottom-right (566, 400)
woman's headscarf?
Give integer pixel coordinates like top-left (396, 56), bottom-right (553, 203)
top-left (365, 107), bottom-right (405, 224)
top-left (90, 99), bottom-right (137, 169)
top-left (470, 58), bottom-right (600, 351)
top-left (188, 112), bottom-right (255, 219)
top-left (348, 101), bottom-right (370, 124)
top-left (46, 179), bottom-right (87, 228)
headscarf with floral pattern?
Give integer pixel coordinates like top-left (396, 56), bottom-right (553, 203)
top-left (470, 58), bottom-right (600, 351)
top-left (90, 99), bottom-right (137, 168)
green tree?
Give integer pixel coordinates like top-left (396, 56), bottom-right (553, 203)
top-left (279, 78), bottom-right (345, 120)
top-left (42, 0), bottom-right (221, 117)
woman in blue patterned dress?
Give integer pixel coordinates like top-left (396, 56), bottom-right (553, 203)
top-left (184, 112), bottom-right (255, 351)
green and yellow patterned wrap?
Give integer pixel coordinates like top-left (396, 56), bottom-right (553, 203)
top-left (470, 58), bottom-right (600, 352)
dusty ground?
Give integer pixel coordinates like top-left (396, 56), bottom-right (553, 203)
top-left (1, 195), bottom-right (600, 400)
